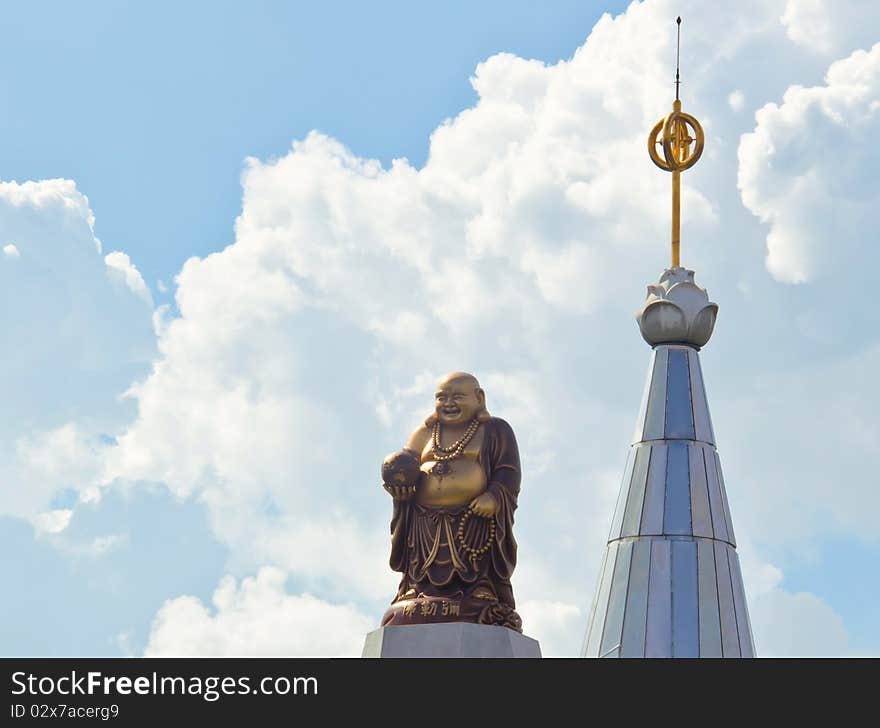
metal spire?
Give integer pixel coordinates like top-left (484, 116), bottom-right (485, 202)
top-left (582, 20), bottom-right (755, 659)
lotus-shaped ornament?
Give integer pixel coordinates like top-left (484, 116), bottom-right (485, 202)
top-left (636, 267), bottom-right (718, 347)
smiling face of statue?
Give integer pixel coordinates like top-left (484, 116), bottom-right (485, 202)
top-left (434, 373), bottom-right (484, 426)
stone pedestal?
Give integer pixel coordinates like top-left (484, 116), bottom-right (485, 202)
top-left (362, 623), bottom-right (541, 658)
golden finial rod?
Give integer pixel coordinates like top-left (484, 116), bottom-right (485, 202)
top-left (675, 16), bottom-right (681, 101)
top-left (647, 17), bottom-right (704, 268)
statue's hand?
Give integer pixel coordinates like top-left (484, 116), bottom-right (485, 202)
top-left (383, 483), bottom-right (416, 501)
top-left (470, 492), bottom-right (498, 518)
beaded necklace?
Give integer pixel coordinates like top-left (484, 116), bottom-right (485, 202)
top-left (430, 418), bottom-right (480, 476)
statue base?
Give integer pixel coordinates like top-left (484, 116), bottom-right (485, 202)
top-left (381, 594), bottom-right (522, 631)
top-left (362, 623), bottom-right (541, 658)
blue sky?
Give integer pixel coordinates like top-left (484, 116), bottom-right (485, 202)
top-left (0, 0), bottom-right (627, 294)
top-left (1, 0), bottom-right (878, 657)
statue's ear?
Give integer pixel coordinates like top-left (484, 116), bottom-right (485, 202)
top-left (475, 389), bottom-right (491, 422)
top-left (424, 412), bottom-right (438, 426)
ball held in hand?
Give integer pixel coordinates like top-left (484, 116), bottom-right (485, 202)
top-left (382, 449), bottom-right (421, 487)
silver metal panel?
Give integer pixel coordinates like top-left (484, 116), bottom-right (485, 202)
top-left (608, 448), bottom-right (636, 541)
top-left (697, 539), bottom-right (722, 657)
top-left (663, 441), bottom-right (692, 535)
top-left (643, 347), bottom-right (668, 441)
top-left (582, 546), bottom-right (610, 655)
top-left (584, 543), bottom-right (618, 656)
top-left (632, 349), bottom-right (656, 444)
top-left (714, 451), bottom-right (737, 547)
top-left (671, 540), bottom-right (699, 658)
top-left (705, 445), bottom-right (730, 544)
top-left (599, 540), bottom-right (634, 658)
top-left (728, 550), bottom-right (755, 657)
top-left (621, 445), bottom-right (650, 538)
top-left (620, 538), bottom-right (652, 657)
top-left (696, 349), bottom-right (716, 443)
top-left (645, 539), bottom-right (672, 657)
top-left (714, 541), bottom-right (740, 657)
top-left (640, 443), bottom-right (667, 535)
top-left (687, 348), bottom-right (715, 445)
top-left (689, 445), bottom-right (713, 538)
top-left (664, 347), bottom-right (696, 440)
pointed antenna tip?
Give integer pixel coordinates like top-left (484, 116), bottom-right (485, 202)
top-left (675, 16), bottom-right (682, 101)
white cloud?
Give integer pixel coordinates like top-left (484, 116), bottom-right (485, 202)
top-left (781, 0), bottom-right (878, 57)
top-left (105, 251), bottom-right (153, 305)
top-left (0, 179), bottom-right (99, 250)
top-left (782, 0), bottom-right (835, 53)
top-left (738, 42), bottom-right (880, 283)
top-left (751, 588), bottom-right (850, 656)
top-left (13, 420), bottom-right (110, 521)
top-left (3, 243), bottom-right (19, 258)
top-left (716, 342), bottom-right (880, 546)
top-left (518, 600), bottom-right (584, 657)
top-left (32, 509), bottom-right (73, 534)
top-left (728, 89), bottom-right (746, 111)
top-left (0, 178), bottom-right (154, 521)
top-left (738, 543), bottom-right (850, 656)
top-left (17, 424), bottom-right (105, 487)
top-left (145, 567), bottom-right (373, 656)
top-left (240, 512), bottom-right (398, 603)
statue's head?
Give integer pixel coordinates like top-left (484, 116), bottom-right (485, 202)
top-left (426, 371), bottom-right (490, 426)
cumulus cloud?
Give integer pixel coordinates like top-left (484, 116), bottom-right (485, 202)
top-left (518, 600), bottom-right (584, 657)
top-left (738, 42), bottom-right (880, 283)
top-left (0, 179), bottom-right (154, 521)
top-left (781, 0), bottom-right (878, 57)
top-left (3, 243), bottom-right (19, 258)
top-left (751, 588), bottom-right (849, 656)
top-left (105, 251), bottom-right (153, 305)
top-left (145, 567), bottom-right (373, 656)
top-left (245, 513), bottom-right (398, 603)
top-left (17, 424), bottom-right (107, 506)
top-left (782, 0), bottom-right (837, 54)
top-left (738, 544), bottom-right (849, 656)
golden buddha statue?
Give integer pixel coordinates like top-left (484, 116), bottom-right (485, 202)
top-left (380, 372), bottom-right (523, 631)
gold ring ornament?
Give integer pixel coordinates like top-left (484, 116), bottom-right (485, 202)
top-left (647, 101), bottom-right (704, 173)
